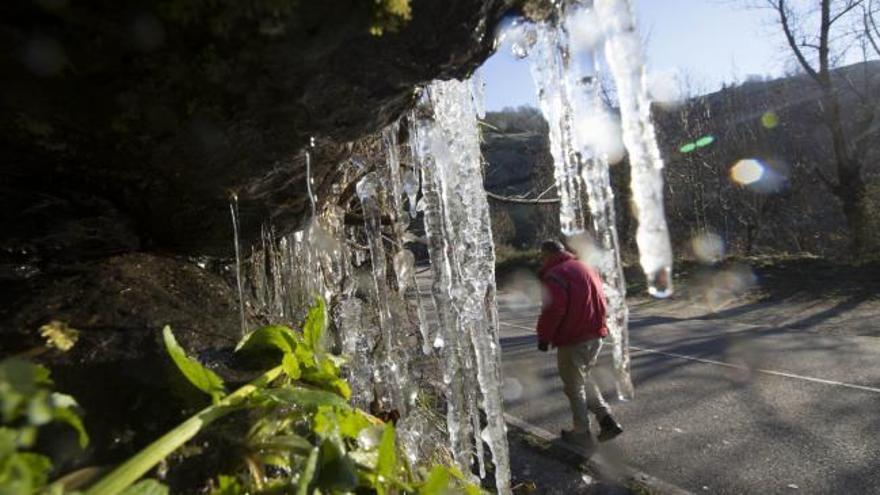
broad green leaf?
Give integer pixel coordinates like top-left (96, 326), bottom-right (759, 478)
top-left (338, 410), bottom-right (372, 439)
top-left (296, 447), bottom-right (320, 495)
top-left (312, 406), bottom-right (369, 439)
top-left (32, 364), bottom-right (52, 386)
top-left (0, 358), bottom-right (49, 423)
top-left (253, 434), bottom-right (313, 455)
top-left (162, 326), bottom-right (226, 402)
top-left (282, 352), bottom-right (301, 380)
top-left (302, 297), bottom-right (327, 354)
top-left (376, 423), bottom-right (397, 482)
top-left (0, 428), bottom-right (16, 457)
top-left (300, 357), bottom-right (351, 399)
top-left (317, 439), bottom-right (358, 492)
top-left (312, 406), bottom-right (338, 438)
top-left (16, 425), bottom-right (37, 448)
top-left (294, 344), bottom-right (318, 369)
top-left (211, 475), bottom-right (245, 495)
top-left (119, 479), bottom-right (169, 495)
top-left (447, 467), bottom-right (482, 495)
top-left (0, 453), bottom-right (51, 495)
top-left (235, 325), bottom-right (299, 354)
top-left (264, 387), bottom-right (348, 410)
top-left (328, 378), bottom-right (352, 400)
top-left (13, 452), bottom-right (53, 489)
top-left (464, 482), bottom-right (482, 495)
top-left (26, 390), bottom-right (52, 426)
top-left (54, 406), bottom-right (89, 448)
top-left (422, 466), bottom-right (451, 495)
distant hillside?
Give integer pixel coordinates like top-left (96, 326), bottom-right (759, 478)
top-left (482, 107), bottom-right (559, 249)
top-left (481, 61), bottom-right (880, 257)
top-left (655, 60), bottom-right (880, 256)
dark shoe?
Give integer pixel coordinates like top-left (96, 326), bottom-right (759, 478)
top-left (597, 415), bottom-right (623, 443)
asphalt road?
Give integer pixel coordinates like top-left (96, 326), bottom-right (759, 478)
top-left (496, 294), bottom-right (880, 494)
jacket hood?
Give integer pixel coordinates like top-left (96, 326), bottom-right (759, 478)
top-left (539, 251), bottom-right (575, 278)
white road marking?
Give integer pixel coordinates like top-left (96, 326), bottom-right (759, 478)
top-left (498, 321), bottom-right (880, 395)
top-left (627, 345), bottom-right (880, 395)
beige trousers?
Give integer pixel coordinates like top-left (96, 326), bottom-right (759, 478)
top-left (556, 338), bottom-right (610, 433)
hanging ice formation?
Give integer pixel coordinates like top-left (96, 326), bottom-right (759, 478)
top-left (411, 78), bottom-right (511, 494)
top-left (594, 0), bottom-right (674, 297)
top-left (229, 192), bottom-right (247, 336)
top-left (226, 130), bottom-right (432, 418)
top-left (513, 2), bottom-right (633, 398)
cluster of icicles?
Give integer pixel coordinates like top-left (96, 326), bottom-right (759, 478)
top-left (228, 83), bottom-right (512, 491)
top-left (227, 0), bottom-right (672, 493)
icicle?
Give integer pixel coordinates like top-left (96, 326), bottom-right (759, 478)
top-left (305, 137), bottom-right (317, 218)
top-left (566, 5), bottom-right (633, 399)
top-left (413, 122), bottom-right (473, 469)
top-left (393, 250), bottom-right (415, 293)
top-left (596, 0), bottom-right (674, 297)
top-left (526, 3), bottom-right (635, 398)
top-left (356, 173), bottom-right (409, 411)
top-left (229, 192), bottom-right (247, 335)
top-left (402, 170), bottom-right (420, 219)
top-left (470, 69), bottom-right (487, 119)
top-left (412, 79), bottom-right (511, 494)
top-left (339, 298), bottom-right (375, 408)
top-left (527, 21), bottom-right (588, 235)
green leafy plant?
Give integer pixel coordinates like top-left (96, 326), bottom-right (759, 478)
top-left (9, 297), bottom-right (481, 495)
top-left (0, 357), bottom-right (88, 495)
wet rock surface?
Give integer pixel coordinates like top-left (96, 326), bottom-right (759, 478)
top-left (1, 0), bottom-right (514, 260)
top-left (2, 253), bottom-right (240, 468)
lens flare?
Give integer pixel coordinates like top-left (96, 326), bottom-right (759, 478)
top-left (691, 232), bottom-right (725, 264)
top-left (569, 8), bottom-right (604, 52)
top-left (574, 111), bottom-right (626, 164)
top-left (730, 159), bottom-right (765, 185)
top-left (647, 69), bottom-right (684, 108)
top-left (695, 135), bottom-right (715, 148)
top-left (761, 111), bottom-right (779, 129)
top-left (679, 142), bottom-right (697, 154)
top-left (501, 377), bottom-right (524, 401)
top-left (679, 135), bottom-right (714, 154)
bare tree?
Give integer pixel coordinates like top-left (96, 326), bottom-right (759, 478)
top-left (759, 0), bottom-right (880, 254)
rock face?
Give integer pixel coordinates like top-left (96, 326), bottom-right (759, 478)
top-left (1, 0), bottom-right (515, 265)
top-left (0, 0), bottom-right (520, 473)
top-left (2, 253), bottom-right (241, 467)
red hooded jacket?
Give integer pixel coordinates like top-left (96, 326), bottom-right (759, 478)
top-left (536, 251), bottom-right (609, 346)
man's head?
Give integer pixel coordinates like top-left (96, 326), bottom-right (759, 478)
top-left (540, 239), bottom-right (566, 264)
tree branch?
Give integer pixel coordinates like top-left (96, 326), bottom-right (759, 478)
top-left (775, 0), bottom-right (822, 83)
top-left (485, 190), bottom-right (561, 204)
top-left (818, 0), bottom-right (832, 82)
top-left (830, 0), bottom-right (865, 26)
top-left (812, 164), bottom-right (840, 194)
top-left (865, 1), bottom-right (880, 56)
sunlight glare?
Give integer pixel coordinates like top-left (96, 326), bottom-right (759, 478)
top-left (730, 159), bottom-right (765, 185)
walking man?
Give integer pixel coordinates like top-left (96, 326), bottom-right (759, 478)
top-left (536, 240), bottom-right (623, 445)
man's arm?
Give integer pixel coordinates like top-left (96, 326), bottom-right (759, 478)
top-left (536, 276), bottom-right (568, 347)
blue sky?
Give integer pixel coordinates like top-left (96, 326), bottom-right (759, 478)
top-left (482, 0), bottom-right (790, 110)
